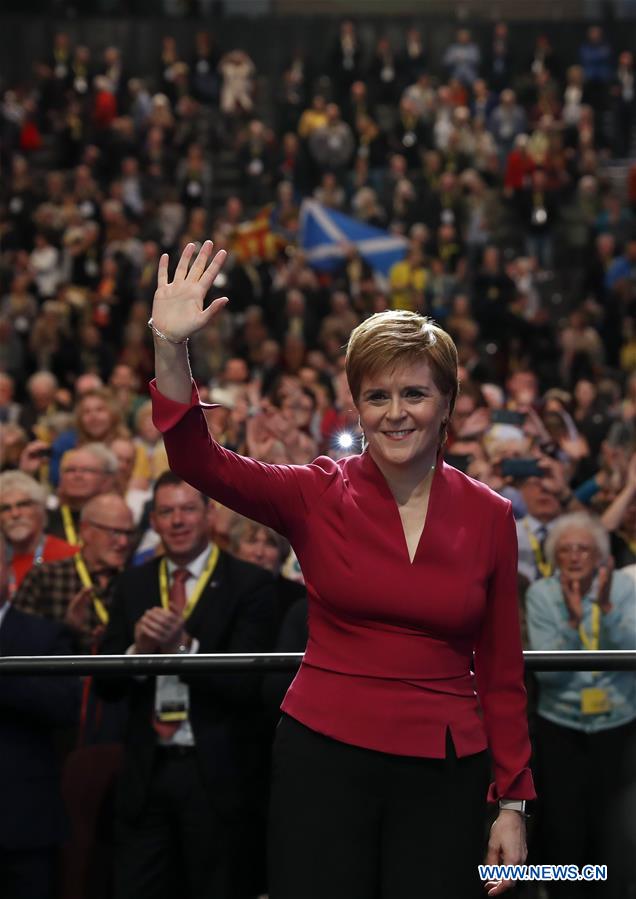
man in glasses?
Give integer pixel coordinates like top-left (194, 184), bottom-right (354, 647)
top-left (13, 492), bottom-right (135, 653)
top-left (0, 471), bottom-right (76, 591)
top-left (12, 491), bottom-right (136, 895)
top-left (46, 443), bottom-right (118, 546)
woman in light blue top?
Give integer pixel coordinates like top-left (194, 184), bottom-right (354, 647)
top-left (526, 512), bottom-right (636, 898)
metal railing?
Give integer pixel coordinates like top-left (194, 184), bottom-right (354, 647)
top-left (1, 650), bottom-right (635, 675)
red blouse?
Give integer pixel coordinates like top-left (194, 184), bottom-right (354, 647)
top-left (151, 380), bottom-right (536, 801)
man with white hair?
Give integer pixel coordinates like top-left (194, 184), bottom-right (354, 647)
top-left (0, 471), bottom-right (76, 592)
top-left (46, 442), bottom-right (118, 544)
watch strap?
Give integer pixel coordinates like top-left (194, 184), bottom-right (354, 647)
top-left (499, 798), bottom-right (527, 813)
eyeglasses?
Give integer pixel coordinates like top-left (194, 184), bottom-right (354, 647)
top-left (85, 520), bottom-right (137, 540)
top-left (61, 466), bottom-right (107, 476)
top-left (555, 544), bottom-right (596, 558)
top-left (0, 499), bottom-right (37, 515)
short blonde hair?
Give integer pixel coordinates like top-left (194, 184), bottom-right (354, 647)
top-left (345, 311), bottom-right (459, 447)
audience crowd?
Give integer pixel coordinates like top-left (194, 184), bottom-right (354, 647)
top-left (1, 16), bottom-right (635, 899)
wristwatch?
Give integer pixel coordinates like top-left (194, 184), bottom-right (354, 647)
top-left (499, 799), bottom-right (526, 814)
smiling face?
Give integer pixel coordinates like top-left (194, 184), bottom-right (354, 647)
top-left (358, 361), bottom-right (449, 474)
top-left (150, 482), bottom-right (214, 565)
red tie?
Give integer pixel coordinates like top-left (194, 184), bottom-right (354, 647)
top-left (169, 567), bottom-right (190, 615)
top-left (152, 567), bottom-right (190, 741)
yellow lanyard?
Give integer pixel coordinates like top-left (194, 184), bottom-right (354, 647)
top-left (524, 522), bottom-right (552, 578)
top-left (158, 545), bottom-right (219, 620)
top-left (578, 601), bottom-right (601, 652)
top-left (62, 505), bottom-right (79, 545)
top-left (73, 553), bottom-right (110, 625)
top-left (618, 531), bottom-right (636, 555)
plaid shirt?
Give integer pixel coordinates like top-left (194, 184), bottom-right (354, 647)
top-left (13, 555), bottom-right (117, 654)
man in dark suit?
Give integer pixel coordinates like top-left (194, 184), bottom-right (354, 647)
top-left (0, 536), bottom-right (81, 899)
top-left (95, 472), bottom-right (276, 899)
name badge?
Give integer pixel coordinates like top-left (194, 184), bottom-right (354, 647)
top-left (155, 675), bottom-right (189, 723)
top-left (580, 687), bottom-right (611, 715)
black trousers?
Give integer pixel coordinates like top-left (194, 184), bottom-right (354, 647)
top-left (113, 751), bottom-right (241, 899)
top-left (268, 714), bottom-right (490, 899)
top-left (534, 715), bottom-right (636, 899)
top-left (0, 846), bottom-right (56, 899)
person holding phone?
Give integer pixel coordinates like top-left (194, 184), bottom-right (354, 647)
top-left (149, 241), bottom-right (536, 899)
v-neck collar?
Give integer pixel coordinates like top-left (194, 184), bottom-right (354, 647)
top-left (356, 449), bottom-right (444, 566)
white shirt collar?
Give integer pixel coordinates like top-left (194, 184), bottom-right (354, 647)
top-left (523, 514), bottom-right (553, 534)
top-left (166, 543), bottom-right (214, 580)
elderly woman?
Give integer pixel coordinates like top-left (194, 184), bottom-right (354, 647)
top-left (149, 241), bottom-right (535, 899)
top-left (526, 512), bottom-right (636, 897)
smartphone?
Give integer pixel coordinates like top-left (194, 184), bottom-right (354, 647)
top-left (501, 458), bottom-right (543, 479)
top-left (491, 409), bottom-right (526, 427)
top-left (444, 453), bottom-right (472, 473)
top-left (31, 447), bottom-right (52, 458)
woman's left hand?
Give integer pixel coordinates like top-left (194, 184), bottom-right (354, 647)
top-left (482, 810), bottom-right (527, 895)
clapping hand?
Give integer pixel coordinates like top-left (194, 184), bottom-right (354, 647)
top-left (134, 607), bottom-right (185, 654)
top-left (152, 240), bottom-right (230, 343)
top-left (560, 572), bottom-right (584, 627)
top-left (65, 585), bottom-right (94, 635)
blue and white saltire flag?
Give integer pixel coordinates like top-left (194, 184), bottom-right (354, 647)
top-left (299, 200), bottom-right (407, 277)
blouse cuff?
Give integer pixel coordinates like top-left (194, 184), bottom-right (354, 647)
top-left (487, 767), bottom-right (537, 803)
top-left (150, 378), bottom-right (216, 433)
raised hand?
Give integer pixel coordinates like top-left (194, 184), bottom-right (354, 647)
top-left (152, 240), bottom-right (229, 343)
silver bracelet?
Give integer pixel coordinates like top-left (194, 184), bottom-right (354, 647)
top-left (147, 318), bottom-right (188, 345)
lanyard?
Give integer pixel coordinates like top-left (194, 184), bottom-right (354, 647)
top-left (618, 531), bottom-right (636, 556)
top-left (73, 553), bottom-right (110, 625)
top-left (578, 601), bottom-right (601, 652)
top-left (62, 505), bottom-right (79, 545)
top-left (524, 521), bottom-right (552, 578)
top-left (158, 545), bottom-right (219, 620)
